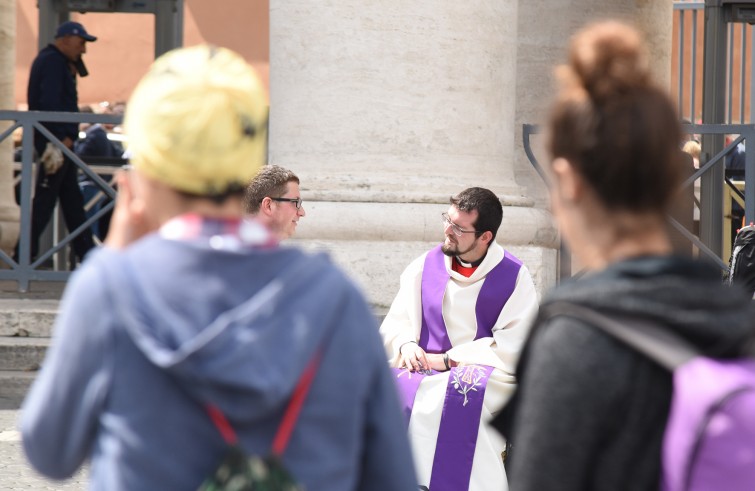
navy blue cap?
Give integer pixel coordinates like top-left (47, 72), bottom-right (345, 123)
top-left (55, 21), bottom-right (97, 42)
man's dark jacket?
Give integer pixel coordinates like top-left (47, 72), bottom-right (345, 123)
top-left (27, 44), bottom-right (79, 144)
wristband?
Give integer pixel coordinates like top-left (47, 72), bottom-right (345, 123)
top-left (443, 353), bottom-right (450, 371)
top-left (399, 341), bottom-right (417, 355)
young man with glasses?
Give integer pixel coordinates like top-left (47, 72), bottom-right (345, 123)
top-left (380, 186), bottom-right (538, 491)
top-left (243, 165), bottom-right (306, 239)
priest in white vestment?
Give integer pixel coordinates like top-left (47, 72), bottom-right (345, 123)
top-left (380, 187), bottom-right (538, 491)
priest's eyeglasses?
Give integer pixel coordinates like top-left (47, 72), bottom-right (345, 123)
top-left (441, 212), bottom-right (480, 237)
top-left (271, 197), bottom-right (304, 210)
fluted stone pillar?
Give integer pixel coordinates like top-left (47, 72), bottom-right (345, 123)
top-left (271, 1), bottom-right (558, 309)
top-left (514, 0), bottom-right (674, 208)
top-left (0, 0), bottom-right (19, 258)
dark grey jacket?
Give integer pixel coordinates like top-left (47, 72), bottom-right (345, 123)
top-left (27, 44), bottom-right (80, 144)
top-left (496, 255), bottom-right (755, 491)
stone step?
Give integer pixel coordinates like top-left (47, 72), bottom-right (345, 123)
top-left (0, 299), bottom-right (59, 338)
top-left (0, 298), bottom-right (385, 410)
top-left (0, 371), bottom-right (36, 409)
top-left (0, 338), bottom-right (48, 372)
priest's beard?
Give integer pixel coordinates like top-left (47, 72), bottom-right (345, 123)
top-left (441, 236), bottom-right (478, 257)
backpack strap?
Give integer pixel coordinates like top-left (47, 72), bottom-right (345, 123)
top-left (206, 348), bottom-right (322, 456)
top-left (206, 404), bottom-right (239, 445)
top-left (541, 302), bottom-right (699, 371)
top-left (270, 349), bottom-right (322, 456)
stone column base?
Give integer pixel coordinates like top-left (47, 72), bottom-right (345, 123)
top-left (0, 203), bottom-right (20, 260)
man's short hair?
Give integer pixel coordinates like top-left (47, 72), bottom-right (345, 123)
top-left (450, 187), bottom-right (503, 241)
top-left (244, 165), bottom-right (300, 213)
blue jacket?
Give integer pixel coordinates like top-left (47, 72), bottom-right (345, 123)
top-left (27, 44), bottom-right (79, 143)
top-left (21, 235), bottom-right (418, 490)
top-left (75, 124), bottom-right (121, 159)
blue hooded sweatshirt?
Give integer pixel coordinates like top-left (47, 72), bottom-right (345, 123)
top-left (21, 229), bottom-right (417, 490)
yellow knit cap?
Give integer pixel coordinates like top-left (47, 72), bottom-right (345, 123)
top-left (124, 45), bottom-right (268, 196)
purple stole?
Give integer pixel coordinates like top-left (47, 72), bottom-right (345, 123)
top-left (393, 245), bottom-right (522, 490)
top-left (419, 245), bottom-right (522, 353)
top-left (394, 365), bottom-right (495, 491)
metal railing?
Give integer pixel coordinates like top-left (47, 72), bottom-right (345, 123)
top-left (523, 123), bottom-right (755, 279)
top-left (0, 110), bottom-right (124, 292)
top-left (674, 1), bottom-right (755, 124)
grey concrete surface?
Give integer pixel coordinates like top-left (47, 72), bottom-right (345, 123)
top-left (0, 300), bottom-right (58, 338)
top-left (0, 410), bottom-right (86, 490)
top-left (0, 284), bottom-right (86, 488)
top-left (0, 281), bottom-right (65, 301)
top-left (0, 373), bottom-right (35, 410)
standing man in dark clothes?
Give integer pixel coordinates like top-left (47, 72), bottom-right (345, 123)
top-left (25, 21), bottom-right (97, 262)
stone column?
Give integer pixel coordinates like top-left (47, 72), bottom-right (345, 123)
top-left (0, 0), bottom-right (19, 258)
top-left (270, 1), bottom-right (558, 309)
top-left (514, 0), bottom-right (674, 208)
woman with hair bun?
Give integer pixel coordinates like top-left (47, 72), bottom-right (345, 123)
top-left (493, 22), bottom-right (755, 491)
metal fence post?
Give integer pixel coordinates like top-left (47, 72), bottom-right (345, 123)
top-left (746, 125), bottom-right (755, 222)
top-left (701, 0), bottom-right (727, 257)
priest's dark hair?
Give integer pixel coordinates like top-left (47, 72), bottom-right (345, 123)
top-left (450, 187), bottom-right (503, 241)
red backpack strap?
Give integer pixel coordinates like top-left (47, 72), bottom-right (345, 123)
top-left (205, 348), bottom-right (323, 456)
top-left (206, 403), bottom-right (239, 446)
top-left (271, 350), bottom-right (323, 456)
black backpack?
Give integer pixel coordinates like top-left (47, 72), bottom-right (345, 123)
top-left (727, 224), bottom-right (755, 298)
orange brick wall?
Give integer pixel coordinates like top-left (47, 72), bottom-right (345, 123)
top-left (14, 0), bottom-right (270, 108)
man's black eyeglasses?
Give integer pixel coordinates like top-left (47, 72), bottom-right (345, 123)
top-left (271, 197), bottom-right (304, 210)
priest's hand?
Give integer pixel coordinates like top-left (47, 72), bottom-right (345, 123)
top-left (425, 353), bottom-right (449, 372)
top-left (400, 342), bottom-right (430, 373)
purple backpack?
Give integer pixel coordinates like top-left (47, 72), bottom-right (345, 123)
top-left (545, 302), bottom-right (755, 491)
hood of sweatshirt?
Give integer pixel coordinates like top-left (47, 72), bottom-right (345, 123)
top-left (542, 255), bottom-right (755, 357)
top-left (105, 235), bottom-right (359, 422)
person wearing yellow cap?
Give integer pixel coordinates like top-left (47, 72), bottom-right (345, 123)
top-left (20, 45), bottom-right (418, 491)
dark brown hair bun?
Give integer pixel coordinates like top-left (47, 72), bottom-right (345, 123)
top-left (567, 21), bottom-right (651, 103)
top-left (548, 21), bottom-right (683, 213)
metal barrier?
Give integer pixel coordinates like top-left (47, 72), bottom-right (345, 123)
top-left (724, 179), bottom-right (746, 261)
top-left (523, 123), bottom-right (755, 279)
top-left (674, 1), bottom-right (755, 124)
top-left (0, 110), bottom-right (124, 292)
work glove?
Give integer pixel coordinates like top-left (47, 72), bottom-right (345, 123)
top-left (40, 142), bottom-right (64, 174)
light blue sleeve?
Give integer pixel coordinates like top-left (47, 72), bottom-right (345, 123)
top-left (350, 288), bottom-right (419, 491)
top-left (357, 359), bottom-right (420, 491)
top-left (20, 253), bottom-right (115, 479)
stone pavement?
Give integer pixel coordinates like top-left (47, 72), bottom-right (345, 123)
top-left (0, 410), bottom-right (86, 490)
top-left (0, 281), bottom-right (87, 491)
